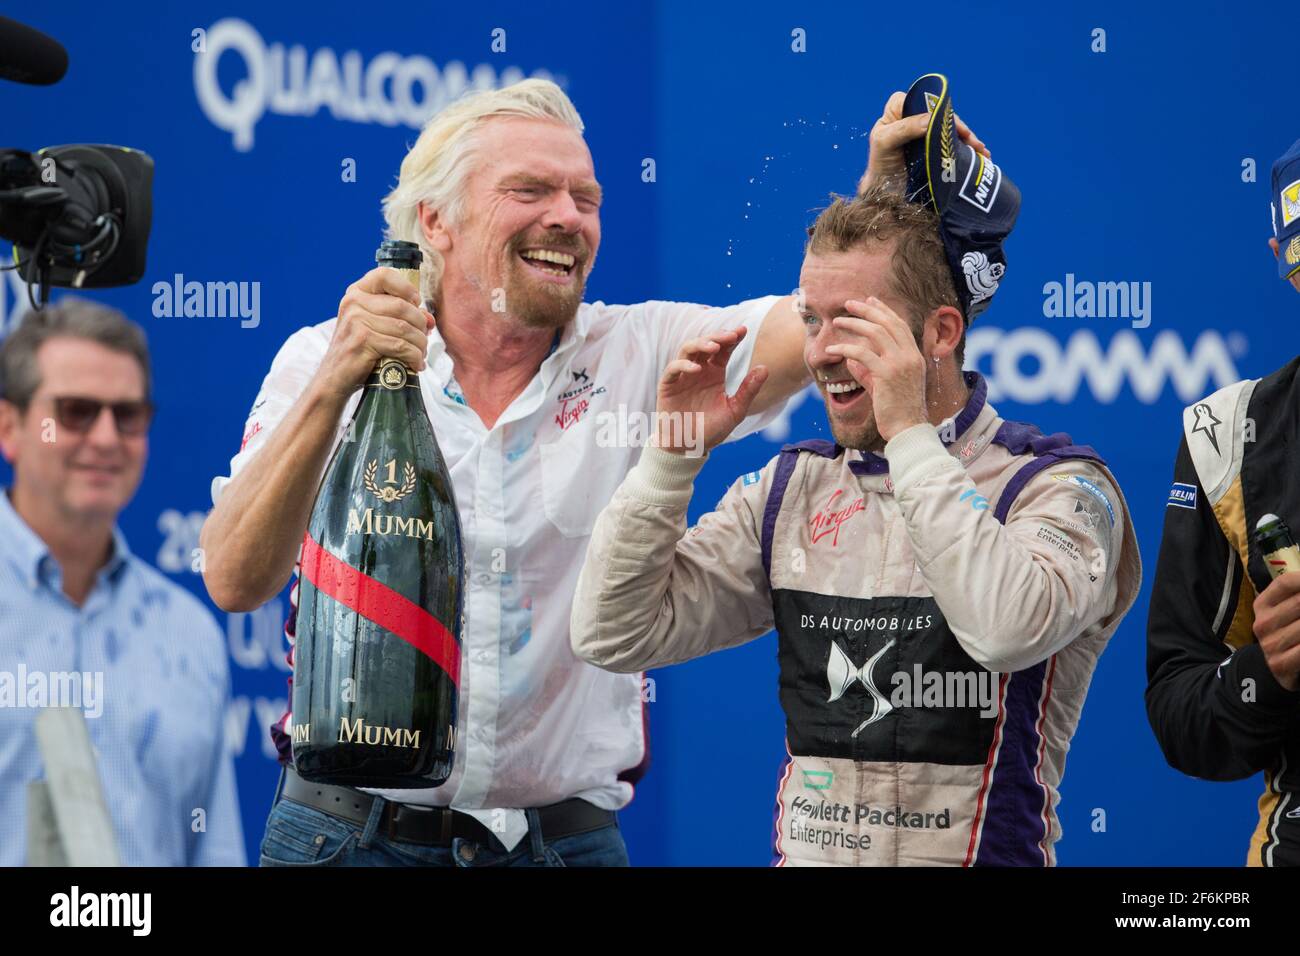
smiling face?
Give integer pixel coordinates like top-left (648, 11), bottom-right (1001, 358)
top-left (0, 337), bottom-right (148, 524)
top-left (799, 244), bottom-right (924, 451)
top-left (436, 116), bottom-right (602, 330)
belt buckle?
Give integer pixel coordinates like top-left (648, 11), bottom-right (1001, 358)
top-left (385, 804), bottom-right (456, 846)
top-left (383, 804), bottom-right (405, 843)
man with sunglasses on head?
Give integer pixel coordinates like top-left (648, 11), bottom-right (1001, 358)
top-left (0, 297), bottom-right (245, 866)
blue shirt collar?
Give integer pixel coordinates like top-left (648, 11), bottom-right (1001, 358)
top-left (104, 525), bottom-right (132, 581)
top-left (0, 486), bottom-right (132, 591)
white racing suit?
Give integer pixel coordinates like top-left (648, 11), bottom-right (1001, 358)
top-left (571, 374), bottom-right (1141, 865)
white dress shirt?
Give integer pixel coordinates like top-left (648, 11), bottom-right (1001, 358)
top-left (212, 295), bottom-right (783, 850)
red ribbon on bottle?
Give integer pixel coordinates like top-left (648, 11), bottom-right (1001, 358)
top-left (299, 532), bottom-right (460, 686)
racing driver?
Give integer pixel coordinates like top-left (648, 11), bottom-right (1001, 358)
top-left (1146, 138), bottom-right (1300, 866)
top-left (570, 76), bottom-right (1141, 866)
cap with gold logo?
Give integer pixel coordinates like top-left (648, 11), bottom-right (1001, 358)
top-left (902, 74), bottom-right (1021, 323)
top-left (1271, 139), bottom-right (1300, 280)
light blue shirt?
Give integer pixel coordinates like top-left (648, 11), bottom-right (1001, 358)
top-left (0, 488), bottom-right (245, 865)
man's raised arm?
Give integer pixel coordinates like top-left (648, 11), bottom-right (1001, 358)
top-left (572, 327), bottom-right (775, 670)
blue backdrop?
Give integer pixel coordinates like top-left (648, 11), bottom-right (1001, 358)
top-left (2, 0), bottom-right (1292, 866)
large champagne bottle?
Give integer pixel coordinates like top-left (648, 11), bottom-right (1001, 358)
top-left (291, 240), bottom-right (462, 788)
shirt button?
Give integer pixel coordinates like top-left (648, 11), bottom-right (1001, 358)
top-left (314, 834), bottom-right (325, 846)
top-left (458, 843), bottom-right (477, 863)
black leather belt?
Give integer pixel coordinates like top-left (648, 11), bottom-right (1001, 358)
top-left (281, 768), bottom-right (615, 847)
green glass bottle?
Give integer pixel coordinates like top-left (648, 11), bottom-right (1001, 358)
top-left (291, 240), bottom-right (462, 788)
top-left (1256, 513), bottom-right (1300, 580)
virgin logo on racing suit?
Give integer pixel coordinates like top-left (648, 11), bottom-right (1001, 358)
top-left (809, 490), bottom-right (865, 546)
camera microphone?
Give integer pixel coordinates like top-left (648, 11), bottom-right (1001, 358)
top-left (0, 16), bottom-right (68, 86)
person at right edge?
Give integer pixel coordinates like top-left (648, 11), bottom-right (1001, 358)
top-left (1146, 139), bottom-right (1300, 867)
top-left (571, 76), bottom-right (1142, 866)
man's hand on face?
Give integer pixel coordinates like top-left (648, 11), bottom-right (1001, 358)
top-left (827, 297), bottom-right (928, 443)
top-left (1251, 573), bottom-right (1300, 691)
top-left (315, 267), bottom-right (437, 403)
top-left (653, 327), bottom-right (769, 456)
top-left (857, 90), bottom-right (989, 196)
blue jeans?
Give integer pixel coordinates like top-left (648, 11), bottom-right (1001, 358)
top-left (258, 791), bottom-right (630, 867)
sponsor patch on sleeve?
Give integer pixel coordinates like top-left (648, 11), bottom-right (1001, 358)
top-left (1052, 473), bottom-right (1116, 528)
top-left (742, 470), bottom-right (762, 486)
top-left (1167, 482), bottom-right (1198, 510)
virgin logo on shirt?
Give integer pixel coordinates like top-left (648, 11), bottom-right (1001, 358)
top-left (556, 396), bottom-right (590, 431)
top-left (554, 369), bottom-right (606, 430)
top-left (240, 419), bottom-right (263, 451)
top-left (809, 489), bottom-right (865, 546)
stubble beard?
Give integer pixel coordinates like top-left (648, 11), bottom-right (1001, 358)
top-left (829, 403), bottom-right (884, 453)
top-left (501, 243), bottom-right (589, 331)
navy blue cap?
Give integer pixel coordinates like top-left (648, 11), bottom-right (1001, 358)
top-left (1272, 139), bottom-right (1300, 280)
top-left (902, 74), bottom-right (1020, 322)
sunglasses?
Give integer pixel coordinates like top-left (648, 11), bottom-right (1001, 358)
top-left (50, 396), bottom-right (154, 436)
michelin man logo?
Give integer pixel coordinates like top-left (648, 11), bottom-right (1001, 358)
top-left (193, 18), bottom-right (558, 151)
top-left (961, 250), bottom-right (1005, 304)
top-left (1282, 179), bottom-right (1300, 229)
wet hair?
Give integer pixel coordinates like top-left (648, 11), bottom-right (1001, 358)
top-left (806, 185), bottom-right (965, 364)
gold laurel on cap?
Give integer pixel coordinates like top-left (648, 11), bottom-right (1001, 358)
top-left (940, 100), bottom-right (955, 168)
